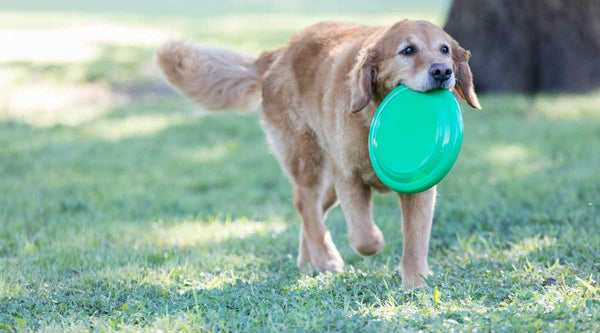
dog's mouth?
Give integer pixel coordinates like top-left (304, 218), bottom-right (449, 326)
top-left (396, 78), bottom-right (455, 92)
top-left (437, 79), bottom-right (456, 90)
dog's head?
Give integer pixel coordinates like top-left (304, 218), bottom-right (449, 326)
top-left (350, 19), bottom-right (481, 112)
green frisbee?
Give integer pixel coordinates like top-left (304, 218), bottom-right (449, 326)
top-left (368, 85), bottom-right (463, 194)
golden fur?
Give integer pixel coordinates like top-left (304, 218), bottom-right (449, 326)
top-left (156, 19), bottom-right (480, 288)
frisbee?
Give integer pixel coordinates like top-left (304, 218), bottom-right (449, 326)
top-left (368, 85), bottom-right (463, 194)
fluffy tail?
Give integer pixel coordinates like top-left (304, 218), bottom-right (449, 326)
top-left (156, 41), bottom-right (262, 111)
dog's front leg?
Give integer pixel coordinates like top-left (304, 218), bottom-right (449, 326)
top-left (398, 186), bottom-right (436, 288)
top-left (335, 174), bottom-right (384, 256)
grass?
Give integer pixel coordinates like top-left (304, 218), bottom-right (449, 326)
top-left (1, 3), bottom-right (600, 332)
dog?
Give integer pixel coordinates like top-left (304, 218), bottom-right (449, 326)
top-left (156, 19), bottom-right (480, 288)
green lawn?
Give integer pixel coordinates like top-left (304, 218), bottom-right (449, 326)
top-left (1, 6), bottom-right (599, 332)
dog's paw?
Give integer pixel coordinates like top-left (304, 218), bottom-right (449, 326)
top-left (297, 249), bottom-right (344, 273)
top-left (401, 269), bottom-right (432, 289)
top-left (349, 225), bottom-right (385, 256)
top-left (315, 257), bottom-right (345, 273)
top-left (296, 253), bottom-right (310, 271)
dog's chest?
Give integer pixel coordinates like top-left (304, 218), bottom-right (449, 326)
top-left (335, 129), bottom-right (390, 193)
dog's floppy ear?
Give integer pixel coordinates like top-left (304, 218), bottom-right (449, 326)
top-left (451, 41), bottom-right (481, 109)
top-left (349, 49), bottom-right (378, 113)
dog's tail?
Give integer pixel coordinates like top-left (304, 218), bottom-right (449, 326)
top-left (156, 41), bottom-right (262, 111)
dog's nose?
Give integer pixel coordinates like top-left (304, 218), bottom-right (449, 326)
top-left (429, 63), bottom-right (452, 82)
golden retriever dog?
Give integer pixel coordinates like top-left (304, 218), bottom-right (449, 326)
top-left (156, 19), bottom-right (480, 288)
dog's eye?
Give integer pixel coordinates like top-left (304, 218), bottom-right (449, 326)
top-left (441, 45), bottom-right (449, 54)
top-left (400, 46), bottom-right (416, 56)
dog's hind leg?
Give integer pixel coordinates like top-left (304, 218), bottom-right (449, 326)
top-left (290, 140), bottom-right (343, 272)
top-left (294, 185), bottom-right (344, 273)
top-left (296, 166), bottom-right (340, 271)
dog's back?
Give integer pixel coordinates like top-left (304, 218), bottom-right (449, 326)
top-left (156, 22), bottom-right (379, 116)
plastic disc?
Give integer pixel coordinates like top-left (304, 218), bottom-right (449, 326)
top-left (368, 85), bottom-right (463, 194)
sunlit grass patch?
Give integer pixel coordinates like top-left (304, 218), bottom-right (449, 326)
top-left (0, 81), bottom-right (123, 127)
top-left (531, 92), bottom-right (600, 120)
top-left (504, 236), bottom-right (557, 260)
top-left (485, 144), bottom-right (534, 164)
top-left (475, 93), bottom-right (600, 120)
top-left (84, 113), bottom-right (189, 140)
top-left (482, 143), bottom-right (552, 182)
top-left (0, 23), bottom-right (174, 64)
top-left (175, 142), bottom-right (239, 163)
top-left (139, 216), bottom-right (288, 248)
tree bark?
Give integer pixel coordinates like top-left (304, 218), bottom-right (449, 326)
top-left (444, 0), bottom-right (600, 93)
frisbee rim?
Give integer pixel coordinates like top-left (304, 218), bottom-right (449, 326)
top-left (368, 85), bottom-right (463, 194)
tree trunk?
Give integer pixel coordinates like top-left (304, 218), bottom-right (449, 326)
top-left (444, 0), bottom-right (600, 93)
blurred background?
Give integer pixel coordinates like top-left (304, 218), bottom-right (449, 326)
top-left (0, 0), bottom-right (453, 127)
top-left (1, 1), bottom-right (599, 331)
top-left (2, 0), bottom-right (598, 127)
